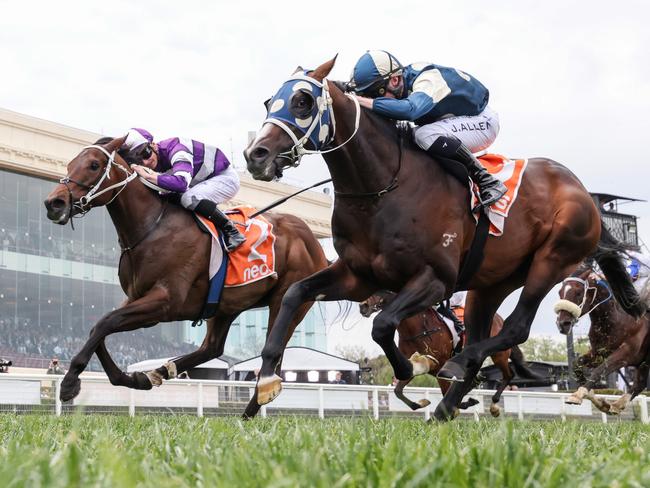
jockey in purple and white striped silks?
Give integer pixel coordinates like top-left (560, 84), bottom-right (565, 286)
top-left (123, 128), bottom-right (245, 251)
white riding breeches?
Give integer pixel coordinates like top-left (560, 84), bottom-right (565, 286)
top-left (180, 165), bottom-right (240, 210)
top-left (414, 106), bottom-right (500, 152)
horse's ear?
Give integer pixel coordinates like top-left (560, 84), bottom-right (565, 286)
top-left (105, 135), bottom-right (127, 153)
top-left (310, 55), bottom-right (338, 82)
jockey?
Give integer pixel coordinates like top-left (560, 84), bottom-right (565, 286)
top-left (350, 50), bottom-right (507, 207)
top-left (437, 291), bottom-right (466, 353)
top-left (627, 250), bottom-right (650, 302)
top-left (124, 128), bottom-right (245, 252)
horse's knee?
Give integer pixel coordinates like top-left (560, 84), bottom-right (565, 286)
top-left (371, 316), bottom-right (395, 345)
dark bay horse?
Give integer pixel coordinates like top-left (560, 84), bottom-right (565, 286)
top-left (244, 57), bottom-right (644, 420)
top-left (360, 292), bottom-right (540, 417)
top-left (555, 264), bottom-right (650, 414)
top-left (43, 137), bottom-right (327, 417)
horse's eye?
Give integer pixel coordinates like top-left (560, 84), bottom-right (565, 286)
top-left (90, 161), bottom-right (100, 171)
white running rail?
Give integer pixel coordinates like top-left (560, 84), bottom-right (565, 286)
top-left (0, 373), bottom-right (647, 423)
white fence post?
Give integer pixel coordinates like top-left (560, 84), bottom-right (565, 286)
top-left (601, 411), bottom-right (607, 424)
top-left (517, 393), bottom-right (524, 421)
top-left (424, 390), bottom-right (431, 421)
top-left (129, 389), bottom-right (135, 417)
top-left (55, 378), bottom-right (62, 416)
top-left (260, 404), bottom-right (267, 418)
top-left (197, 382), bottom-right (204, 417)
top-left (560, 395), bottom-right (566, 422)
top-left (214, 384), bottom-right (219, 409)
top-left (372, 388), bottom-right (379, 420)
top-left (638, 396), bottom-right (649, 424)
top-left (318, 386), bottom-right (325, 419)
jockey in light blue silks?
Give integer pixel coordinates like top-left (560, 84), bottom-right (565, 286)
top-left (350, 50), bottom-right (507, 207)
top-left (124, 128), bottom-right (245, 251)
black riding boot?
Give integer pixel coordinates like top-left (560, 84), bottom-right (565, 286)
top-left (428, 136), bottom-right (507, 207)
top-left (194, 200), bottom-right (246, 252)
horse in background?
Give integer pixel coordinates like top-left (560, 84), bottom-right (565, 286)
top-left (244, 57), bottom-right (644, 420)
top-left (360, 291), bottom-right (540, 417)
top-left (555, 263), bottom-right (650, 414)
top-left (44, 137), bottom-right (328, 420)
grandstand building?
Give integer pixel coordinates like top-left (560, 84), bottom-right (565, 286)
top-left (0, 108), bottom-right (331, 369)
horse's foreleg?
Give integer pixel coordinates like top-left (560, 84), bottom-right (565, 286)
top-left (256, 261), bottom-right (372, 406)
top-left (243, 302), bottom-right (312, 419)
top-left (60, 288), bottom-right (170, 402)
top-left (372, 267), bottom-right (445, 382)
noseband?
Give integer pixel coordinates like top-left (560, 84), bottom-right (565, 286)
top-left (553, 275), bottom-right (613, 319)
top-left (60, 144), bottom-right (137, 217)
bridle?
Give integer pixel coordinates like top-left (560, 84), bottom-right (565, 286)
top-left (263, 73), bottom-right (361, 167)
top-left (554, 274), bottom-right (613, 320)
top-left (60, 144), bottom-right (138, 218)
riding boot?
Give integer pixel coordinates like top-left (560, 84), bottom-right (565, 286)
top-left (194, 199), bottom-right (246, 252)
top-left (427, 136), bottom-right (507, 207)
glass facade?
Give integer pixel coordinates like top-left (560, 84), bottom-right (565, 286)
top-left (0, 168), bottom-right (328, 369)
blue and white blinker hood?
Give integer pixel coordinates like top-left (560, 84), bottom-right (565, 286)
top-left (263, 71), bottom-right (336, 165)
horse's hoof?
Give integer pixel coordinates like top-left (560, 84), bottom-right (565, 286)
top-left (60, 377), bottom-right (81, 402)
top-left (489, 403), bottom-right (501, 417)
top-left (409, 353), bottom-right (436, 376)
top-left (257, 374), bottom-right (282, 405)
top-left (417, 399), bottom-right (431, 409)
top-left (144, 369), bottom-right (165, 387)
top-left (433, 403), bottom-right (459, 422)
top-left (437, 360), bottom-right (466, 383)
top-left (565, 394), bottom-right (583, 405)
top-left (133, 371), bottom-right (153, 390)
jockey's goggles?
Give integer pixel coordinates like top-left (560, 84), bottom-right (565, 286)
top-left (138, 145), bottom-right (154, 161)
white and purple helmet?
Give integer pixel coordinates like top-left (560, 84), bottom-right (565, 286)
top-left (124, 128), bottom-right (154, 152)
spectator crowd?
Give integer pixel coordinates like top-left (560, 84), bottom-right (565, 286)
top-left (0, 317), bottom-right (195, 371)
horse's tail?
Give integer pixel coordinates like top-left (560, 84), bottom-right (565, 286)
top-left (593, 220), bottom-right (646, 317)
top-left (509, 345), bottom-right (544, 380)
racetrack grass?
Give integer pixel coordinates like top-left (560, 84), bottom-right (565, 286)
top-left (0, 416), bottom-right (648, 487)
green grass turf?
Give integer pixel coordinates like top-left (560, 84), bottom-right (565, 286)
top-left (0, 415), bottom-right (647, 487)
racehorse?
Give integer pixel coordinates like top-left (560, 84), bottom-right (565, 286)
top-left (555, 263), bottom-right (650, 414)
top-left (360, 292), bottom-right (540, 417)
top-left (243, 57), bottom-right (644, 420)
top-left (43, 137), bottom-right (328, 418)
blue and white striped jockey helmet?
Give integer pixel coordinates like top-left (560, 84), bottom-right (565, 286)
top-left (264, 70), bottom-right (334, 154)
top-left (351, 50), bottom-right (403, 96)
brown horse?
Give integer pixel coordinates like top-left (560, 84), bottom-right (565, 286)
top-left (244, 57), bottom-right (644, 420)
top-left (43, 137), bottom-right (327, 418)
top-left (555, 264), bottom-right (650, 414)
top-left (360, 292), bottom-right (540, 417)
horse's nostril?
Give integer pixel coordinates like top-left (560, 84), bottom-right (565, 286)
top-left (251, 146), bottom-right (270, 161)
top-left (50, 198), bottom-right (66, 210)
